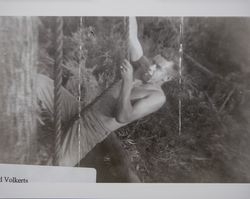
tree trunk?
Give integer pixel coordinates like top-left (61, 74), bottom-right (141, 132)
top-left (0, 17), bottom-right (38, 164)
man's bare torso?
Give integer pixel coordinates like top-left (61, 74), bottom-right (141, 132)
top-left (92, 79), bottom-right (163, 132)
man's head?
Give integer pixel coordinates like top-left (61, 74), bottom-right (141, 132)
top-left (145, 55), bottom-right (178, 84)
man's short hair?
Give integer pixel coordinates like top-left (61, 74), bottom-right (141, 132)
top-left (153, 54), bottom-right (179, 81)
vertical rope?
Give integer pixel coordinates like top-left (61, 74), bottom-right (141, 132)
top-left (124, 16), bottom-right (130, 60)
top-left (178, 17), bottom-right (184, 136)
top-left (53, 17), bottom-right (63, 166)
top-left (77, 16), bottom-right (84, 167)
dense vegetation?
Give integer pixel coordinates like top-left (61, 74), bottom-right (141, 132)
top-left (37, 17), bottom-right (250, 182)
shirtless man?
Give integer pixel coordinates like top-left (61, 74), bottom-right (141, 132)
top-left (36, 17), bottom-right (177, 169)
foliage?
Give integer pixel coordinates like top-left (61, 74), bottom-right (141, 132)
top-left (38, 17), bottom-right (126, 106)
top-left (37, 17), bottom-right (250, 182)
top-left (117, 17), bottom-right (250, 182)
top-left (138, 17), bottom-right (180, 63)
top-left (36, 17), bottom-right (126, 165)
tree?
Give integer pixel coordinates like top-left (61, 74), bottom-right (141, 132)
top-left (0, 17), bottom-right (38, 164)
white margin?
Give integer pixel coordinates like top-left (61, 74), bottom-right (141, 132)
top-left (0, 0), bottom-right (249, 16)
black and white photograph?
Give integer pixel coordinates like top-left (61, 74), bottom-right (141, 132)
top-left (0, 16), bottom-right (250, 183)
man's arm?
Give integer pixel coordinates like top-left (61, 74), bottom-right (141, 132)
top-left (116, 60), bottom-right (134, 123)
top-left (116, 60), bottom-right (166, 123)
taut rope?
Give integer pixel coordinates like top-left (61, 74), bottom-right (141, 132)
top-left (124, 16), bottom-right (130, 60)
top-left (53, 17), bottom-right (64, 166)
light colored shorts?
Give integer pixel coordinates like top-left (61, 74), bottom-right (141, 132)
top-left (36, 74), bottom-right (110, 166)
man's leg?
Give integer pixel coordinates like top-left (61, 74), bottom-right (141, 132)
top-left (36, 73), bottom-right (82, 165)
top-left (36, 74), bottom-right (79, 123)
top-left (80, 132), bottom-right (141, 182)
top-left (102, 133), bottom-right (141, 182)
top-left (129, 17), bottom-right (143, 62)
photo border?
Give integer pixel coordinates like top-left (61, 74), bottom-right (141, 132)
top-left (0, 0), bottom-right (250, 198)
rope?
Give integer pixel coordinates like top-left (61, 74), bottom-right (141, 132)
top-left (53, 17), bottom-right (63, 166)
top-left (76, 16), bottom-right (84, 167)
top-left (124, 16), bottom-right (130, 60)
top-left (178, 17), bottom-right (183, 136)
